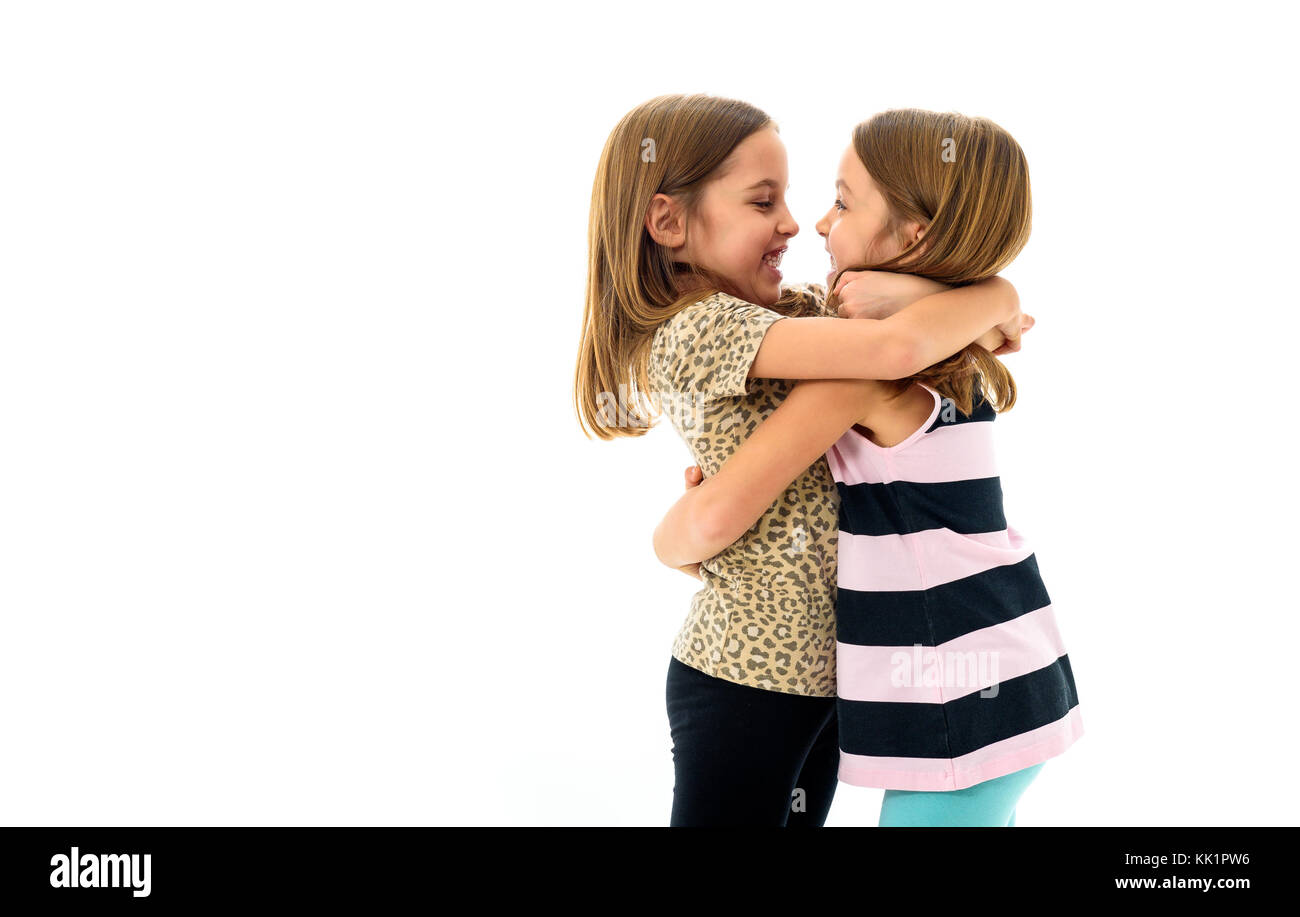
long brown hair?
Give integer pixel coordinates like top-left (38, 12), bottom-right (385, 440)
top-left (573, 94), bottom-right (820, 440)
top-left (826, 109), bottom-right (1032, 415)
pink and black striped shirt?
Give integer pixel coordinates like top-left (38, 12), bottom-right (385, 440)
top-left (823, 380), bottom-right (1083, 791)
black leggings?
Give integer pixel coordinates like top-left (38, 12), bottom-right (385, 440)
top-left (666, 655), bottom-right (839, 826)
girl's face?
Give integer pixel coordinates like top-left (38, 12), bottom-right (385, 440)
top-left (663, 127), bottom-right (798, 306)
top-left (815, 144), bottom-right (922, 286)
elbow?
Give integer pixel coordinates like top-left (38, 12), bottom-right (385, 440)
top-left (986, 275), bottom-right (1020, 322)
top-left (652, 518), bottom-right (690, 570)
top-left (652, 523), bottom-right (672, 569)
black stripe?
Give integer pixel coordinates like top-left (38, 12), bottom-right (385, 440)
top-left (838, 655), bottom-right (1079, 759)
top-left (837, 553), bottom-right (1052, 646)
top-left (836, 478), bottom-right (1007, 537)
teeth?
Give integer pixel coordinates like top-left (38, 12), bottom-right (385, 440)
top-left (763, 250), bottom-right (784, 267)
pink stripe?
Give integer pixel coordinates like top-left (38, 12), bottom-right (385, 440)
top-left (824, 443), bottom-right (847, 481)
top-left (837, 605), bottom-right (1068, 702)
top-left (838, 525), bottom-right (1034, 591)
top-left (838, 705), bottom-right (1084, 791)
top-left (827, 420), bottom-right (998, 486)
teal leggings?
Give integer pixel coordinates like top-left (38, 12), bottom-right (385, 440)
top-left (878, 762), bottom-right (1045, 827)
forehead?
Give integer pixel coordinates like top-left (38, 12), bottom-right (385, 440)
top-left (837, 144), bottom-right (871, 194)
top-left (719, 128), bottom-right (788, 185)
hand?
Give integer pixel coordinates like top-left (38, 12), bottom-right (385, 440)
top-left (833, 270), bottom-right (952, 319)
top-left (982, 312), bottom-right (1035, 355)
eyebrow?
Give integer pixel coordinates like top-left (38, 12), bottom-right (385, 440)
top-left (835, 178), bottom-right (854, 196)
top-left (744, 179), bottom-right (789, 192)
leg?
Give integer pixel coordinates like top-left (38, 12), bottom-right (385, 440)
top-left (666, 656), bottom-right (835, 827)
top-left (785, 706), bottom-right (839, 827)
top-left (878, 762), bottom-right (1045, 827)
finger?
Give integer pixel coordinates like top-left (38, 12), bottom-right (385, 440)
top-left (833, 271), bottom-right (862, 296)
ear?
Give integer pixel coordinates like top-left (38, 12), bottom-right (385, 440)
top-left (899, 221), bottom-right (930, 261)
top-left (645, 193), bottom-right (687, 249)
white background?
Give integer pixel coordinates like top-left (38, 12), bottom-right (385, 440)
top-left (2, 0), bottom-right (1297, 826)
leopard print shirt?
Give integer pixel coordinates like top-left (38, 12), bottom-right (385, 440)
top-left (649, 282), bottom-right (840, 697)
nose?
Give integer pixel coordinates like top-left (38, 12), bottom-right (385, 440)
top-left (815, 209), bottom-right (830, 238)
top-left (780, 204), bottom-right (798, 239)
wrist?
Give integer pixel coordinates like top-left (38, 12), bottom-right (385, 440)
top-left (975, 328), bottom-right (1003, 351)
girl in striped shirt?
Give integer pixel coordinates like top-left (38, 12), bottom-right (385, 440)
top-left (576, 94), bottom-right (1027, 826)
top-left (654, 109), bottom-right (1083, 827)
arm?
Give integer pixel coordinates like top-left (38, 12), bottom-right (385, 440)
top-left (974, 326), bottom-right (1005, 352)
top-left (833, 270), bottom-right (1030, 355)
top-left (747, 276), bottom-right (1020, 383)
top-left (663, 467), bottom-right (704, 580)
top-left (672, 560), bottom-right (703, 580)
top-left (652, 378), bottom-right (875, 568)
top-left (982, 312), bottom-right (1034, 355)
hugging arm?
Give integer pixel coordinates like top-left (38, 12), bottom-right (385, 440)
top-left (652, 378), bottom-right (873, 569)
top-left (748, 276), bottom-right (1020, 382)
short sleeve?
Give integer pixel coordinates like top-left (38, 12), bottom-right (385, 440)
top-left (651, 294), bottom-right (784, 402)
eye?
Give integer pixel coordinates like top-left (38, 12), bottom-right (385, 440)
top-left (753, 201), bottom-right (774, 210)
top-left (833, 198), bottom-right (846, 212)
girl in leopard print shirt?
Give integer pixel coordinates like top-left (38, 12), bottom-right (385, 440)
top-left (574, 93), bottom-right (1022, 826)
top-left (654, 109), bottom-right (1077, 827)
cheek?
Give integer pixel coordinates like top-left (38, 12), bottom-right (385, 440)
top-left (837, 219), bottom-right (873, 258)
top-left (829, 224), bottom-right (852, 257)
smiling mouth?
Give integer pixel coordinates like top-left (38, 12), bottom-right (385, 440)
top-left (762, 246), bottom-right (786, 269)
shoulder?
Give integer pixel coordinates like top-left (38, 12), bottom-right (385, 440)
top-left (654, 292), bottom-right (784, 348)
top-left (694, 290), bottom-right (785, 322)
top-left (650, 292), bottom-right (788, 399)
